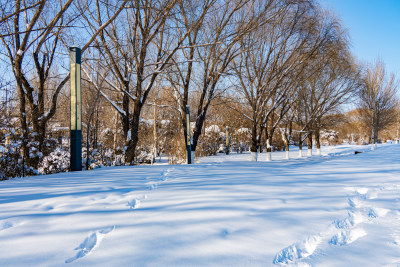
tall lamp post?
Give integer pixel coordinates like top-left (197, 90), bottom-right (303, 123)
top-left (225, 126), bottom-right (230, 155)
top-left (185, 105), bottom-right (191, 164)
top-left (70, 47), bottom-right (82, 171)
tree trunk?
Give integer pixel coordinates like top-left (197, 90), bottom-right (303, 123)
top-left (250, 122), bottom-right (258, 153)
top-left (373, 125), bottom-right (379, 144)
top-left (191, 108), bottom-right (207, 152)
top-left (282, 131), bottom-right (290, 159)
top-left (125, 100), bottom-right (141, 165)
top-left (298, 132), bottom-right (303, 158)
top-left (16, 83), bottom-right (29, 167)
top-left (307, 133), bottom-right (313, 156)
top-left (315, 129), bottom-right (321, 155)
top-left (122, 87), bottom-right (130, 139)
top-left (113, 109), bottom-right (118, 153)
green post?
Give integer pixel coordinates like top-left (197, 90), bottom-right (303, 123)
top-left (185, 105), bottom-right (191, 164)
top-left (70, 47), bottom-right (82, 171)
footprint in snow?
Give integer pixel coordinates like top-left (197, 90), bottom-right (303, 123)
top-left (220, 229), bottom-right (229, 238)
top-left (0, 218), bottom-right (24, 232)
top-left (368, 207), bottom-right (389, 218)
top-left (128, 199), bottom-right (141, 210)
top-left (147, 183), bottom-right (158, 190)
top-left (329, 228), bottom-right (367, 246)
top-left (348, 197), bottom-right (363, 209)
top-left (345, 186), bottom-right (378, 200)
top-left (127, 195), bottom-right (147, 210)
top-left (65, 226), bottom-right (115, 263)
top-left (273, 235), bottom-right (322, 265)
top-left (160, 169), bottom-right (174, 180)
top-left (334, 210), bottom-right (366, 229)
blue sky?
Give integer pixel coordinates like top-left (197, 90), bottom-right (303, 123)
top-left (320, 0), bottom-right (400, 76)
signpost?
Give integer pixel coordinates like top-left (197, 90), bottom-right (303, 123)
top-left (70, 47), bottom-right (82, 171)
top-left (185, 105), bottom-right (191, 164)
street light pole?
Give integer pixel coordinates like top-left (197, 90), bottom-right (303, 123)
top-left (185, 105), bottom-right (191, 164)
top-left (225, 126), bottom-right (230, 155)
top-left (70, 47), bottom-right (82, 171)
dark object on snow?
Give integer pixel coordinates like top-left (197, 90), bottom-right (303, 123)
top-left (354, 151), bottom-right (362, 154)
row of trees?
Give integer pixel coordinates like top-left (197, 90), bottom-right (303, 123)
top-left (0, 0), bottom-right (399, 177)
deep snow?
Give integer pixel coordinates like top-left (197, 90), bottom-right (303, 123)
top-left (1, 144), bottom-right (400, 266)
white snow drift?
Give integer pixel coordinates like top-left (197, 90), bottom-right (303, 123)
top-left (1, 144), bottom-right (400, 266)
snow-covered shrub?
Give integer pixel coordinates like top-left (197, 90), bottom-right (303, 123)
top-left (82, 146), bottom-right (104, 170)
top-left (320, 130), bottom-right (339, 145)
top-left (113, 147), bottom-right (125, 166)
top-left (136, 147), bottom-right (153, 164)
top-left (38, 148), bottom-right (70, 174)
top-left (197, 125), bottom-right (224, 157)
top-left (0, 130), bottom-right (36, 179)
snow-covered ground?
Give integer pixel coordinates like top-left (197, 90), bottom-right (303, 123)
top-left (1, 144), bottom-right (400, 266)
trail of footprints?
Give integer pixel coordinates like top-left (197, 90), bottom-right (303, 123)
top-left (4, 167), bottom-right (398, 265)
top-left (64, 167), bottom-right (177, 263)
top-left (273, 186), bottom-right (393, 265)
top-left (0, 167), bottom-right (178, 264)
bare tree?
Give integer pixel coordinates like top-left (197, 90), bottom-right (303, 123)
top-left (233, 0), bottom-right (331, 161)
top-left (83, 0), bottom-right (214, 164)
top-left (0, 1), bottom-right (42, 31)
top-left (0, 0), bottom-right (127, 167)
top-left (291, 10), bottom-right (356, 157)
top-left (358, 60), bottom-right (399, 148)
top-left (164, 0), bottom-right (264, 160)
top-left (162, 0), bottom-right (215, 160)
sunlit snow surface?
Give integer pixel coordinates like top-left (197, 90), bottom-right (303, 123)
top-left (1, 144), bottom-right (400, 266)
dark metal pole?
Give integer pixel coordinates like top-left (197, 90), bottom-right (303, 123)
top-left (226, 126), bottom-right (230, 155)
top-left (185, 105), bottom-right (191, 164)
top-left (70, 47), bottom-right (82, 171)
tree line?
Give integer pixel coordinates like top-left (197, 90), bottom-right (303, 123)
top-left (0, 0), bottom-right (398, 178)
